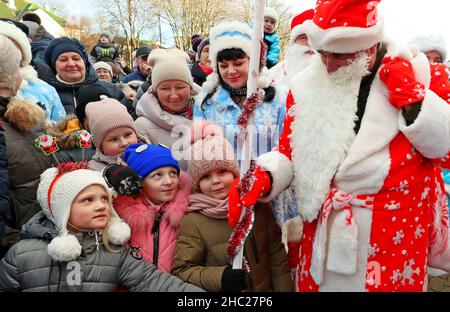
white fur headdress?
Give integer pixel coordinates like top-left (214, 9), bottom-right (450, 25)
top-left (201, 20), bottom-right (271, 94)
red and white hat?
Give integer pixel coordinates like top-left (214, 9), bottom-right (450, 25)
top-left (289, 9), bottom-right (314, 45)
top-left (305, 0), bottom-right (384, 53)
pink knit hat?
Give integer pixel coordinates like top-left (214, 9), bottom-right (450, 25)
top-left (188, 120), bottom-right (239, 189)
top-left (85, 98), bottom-right (136, 148)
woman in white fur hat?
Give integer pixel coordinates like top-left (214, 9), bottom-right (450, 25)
top-left (0, 162), bottom-right (203, 292)
top-left (194, 20), bottom-right (286, 161)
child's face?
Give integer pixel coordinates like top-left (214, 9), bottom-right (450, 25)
top-left (68, 184), bottom-right (111, 232)
top-left (100, 35), bottom-right (109, 43)
top-left (264, 17), bottom-right (276, 34)
top-left (142, 166), bottom-right (179, 204)
top-left (198, 169), bottom-right (235, 200)
top-left (101, 127), bottom-right (138, 156)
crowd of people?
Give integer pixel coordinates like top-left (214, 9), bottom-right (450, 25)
top-left (0, 0), bottom-right (449, 293)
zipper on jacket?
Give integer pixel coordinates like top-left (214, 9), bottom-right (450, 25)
top-left (151, 210), bottom-right (163, 267)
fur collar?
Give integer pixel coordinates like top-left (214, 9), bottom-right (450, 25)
top-left (113, 172), bottom-right (192, 232)
top-left (289, 55), bottom-right (369, 222)
top-left (2, 98), bottom-right (46, 132)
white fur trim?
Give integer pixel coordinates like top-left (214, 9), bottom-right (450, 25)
top-left (289, 24), bottom-right (308, 46)
top-left (319, 208), bottom-right (373, 291)
top-left (47, 233), bottom-right (82, 262)
top-left (107, 218), bottom-right (131, 245)
top-left (334, 78), bottom-right (395, 194)
top-left (0, 21), bottom-right (32, 66)
top-left (18, 65), bottom-right (39, 89)
top-left (305, 18), bottom-right (384, 53)
top-left (209, 21), bottom-right (252, 70)
top-left (409, 34), bottom-right (447, 62)
top-left (290, 56), bottom-right (363, 222)
top-left (285, 216), bottom-right (303, 242)
top-left (255, 151), bottom-right (293, 203)
top-left (264, 7), bottom-right (279, 23)
top-left (399, 90), bottom-right (450, 159)
top-left (201, 72), bottom-right (220, 95)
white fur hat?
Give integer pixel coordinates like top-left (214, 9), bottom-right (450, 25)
top-left (409, 35), bottom-right (447, 62)
top-left (37, 163), bottom-right (130, 262)
top-left (0, 20), bottom-right (32, 67)
top-left (93, 61), bottom-right (113, 77)
top-left (202, 21), bottom-right (271, 94)
top-left (264, 7), bottom-right (279, 25)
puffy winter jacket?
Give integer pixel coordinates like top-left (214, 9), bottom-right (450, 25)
top-left (114, 172), bottom-right (191, 273)
top-left (37, 64), bottom-right (127, 115)
top-left (0, 212), bottom-right (204, 292)
top-left (0, 126), bottom-right (9, 248)
top-left (135, 91), bottom-right (192, 170)
top-left (263, 32), bottom-right (281, 68)
top-left (172, 202), bottom-right (293, 292)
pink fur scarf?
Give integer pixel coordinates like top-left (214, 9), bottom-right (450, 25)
top-left (188, 193), bottom-right (228, 219)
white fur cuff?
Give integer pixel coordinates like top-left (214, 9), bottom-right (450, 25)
top-left (399, 90), bottom-right (450, 159)
top-left (255, 151), bottom-right (294, 202)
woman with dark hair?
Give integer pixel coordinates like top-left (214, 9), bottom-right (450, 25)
top-left (194, 21), bottom-right (285, 160)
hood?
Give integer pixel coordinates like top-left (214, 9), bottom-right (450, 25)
top-left (20, 211), bottom-right (59, 241)
top-left (47, 115), bottom-right (84, 149)
top-left (2, 98), bottom-right (47, 132)
top-left (135, 91), bottom-right (191, 131)
top-left (114, 171), bottom-right (192, 232)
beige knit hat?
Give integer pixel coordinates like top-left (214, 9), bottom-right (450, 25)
top-left (93, 61), bottom-right (113, 77)
top-left (188, 120), bottom-right (239, 189)
top-left (37, 163), bottom-right (131, 262)
top-left (0, 35), bottom-right (22, 97)
top-left (148, 48), bottom-right (197, 94)
top-left (85, 98), bottom-right (136, 149)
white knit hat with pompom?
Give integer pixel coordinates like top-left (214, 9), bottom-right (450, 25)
top-left (37, 162), bottom-right (130, 262)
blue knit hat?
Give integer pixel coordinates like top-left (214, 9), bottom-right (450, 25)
top-left (122, 143), bottom-right (180, 178)
top-left (44, 36), bottom-right (89, 72)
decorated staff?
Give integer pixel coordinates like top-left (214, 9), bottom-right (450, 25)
top-left (228, 0), bottom-right (266, 270)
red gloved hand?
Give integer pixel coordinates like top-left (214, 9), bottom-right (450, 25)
top-left (228, 166), bottom-right (271, 228)
top-left (228, 178), bottom-right (242, 228)
top-left (429, 63), bottom-right (450, 104)
top-left (379, 56), bottom-right (426, 109)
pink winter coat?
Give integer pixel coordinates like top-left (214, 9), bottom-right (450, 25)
top-left (113, 172), bottom-right (191, 272)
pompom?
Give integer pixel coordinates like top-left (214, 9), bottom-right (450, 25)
top-left (47, 233), bottom-right (82, 262)
top-left (190, 120), bottom-right (224, 144)
top-left (201, 72), bottom-right (220, 94)
top-left (107, 218), bottom-right (131, 245)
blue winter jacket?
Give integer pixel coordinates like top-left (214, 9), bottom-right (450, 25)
top-left (17, 77), bottom-right (66, 122)
top-left (194, 86), bottom-right (285, 161)
top-left (121, 69), bottom-right (147, 83)
top-left (264, 32), bottom-right (281, 68)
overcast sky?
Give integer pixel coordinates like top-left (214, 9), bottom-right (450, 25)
top-left (38, 0), bottom-right (449, 60)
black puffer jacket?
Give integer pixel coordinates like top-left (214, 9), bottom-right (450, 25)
top-left (0, 212), bottom-right (204, 292)
top-left (190, 61), bottom-right (208, 86)
top-left (37, 64), bottom-right (128, 114)
top-left (0, 125), bottom-right (9, 250)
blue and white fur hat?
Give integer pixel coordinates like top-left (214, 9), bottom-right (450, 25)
top-left (202, 20), bottom-right (270, 94)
